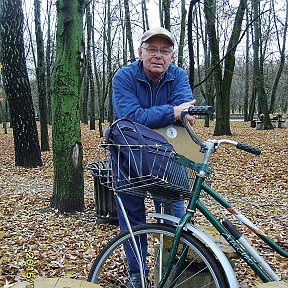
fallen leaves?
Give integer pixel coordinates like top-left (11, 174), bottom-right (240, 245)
top-left (0, 121), bottom-right (287, 287)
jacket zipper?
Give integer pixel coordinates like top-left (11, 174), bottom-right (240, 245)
top-left (139, 77), bottom-right (170, 108)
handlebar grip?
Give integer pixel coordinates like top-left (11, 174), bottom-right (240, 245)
top-left (188, 106), bottom-right (214, 115)
top-left (236, 142), bottom-right (261, 155)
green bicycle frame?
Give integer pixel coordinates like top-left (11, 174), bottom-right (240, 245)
top-left (158, 158), bottom-right (287, 287)
top-left (195, 180), bottom-right (271, 282)
top-left (201, 182), bottom-right (288, 258)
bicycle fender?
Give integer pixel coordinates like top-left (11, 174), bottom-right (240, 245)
top-left (148, 213), bottom-right (239, 288)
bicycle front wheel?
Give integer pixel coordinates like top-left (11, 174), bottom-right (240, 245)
top-left (88, 223), bottom-right (229, 288)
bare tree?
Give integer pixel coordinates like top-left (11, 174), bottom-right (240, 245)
top-left (204, 0), bottom-right (247, 135)
top-left (87, 0), bottom-right (96, 130)
top-left (162, 0), bottom-right (171, 29)
top-left (51, 0), bottom-right (85, 213)
top-left (244, 4), bottom-right (250, 122)
top-left (20, 0), bottom-right (288, 137)
top-left (178, 0), bottom-right (187, 67)
top-left (268, 0), bottom-right (288, 114)
top-left (46, 0), bottom-right (54, 124)
top-left (252, 0), bottom-right (272, 129)
top-left (142, 0), bottom-right (150, 31)
top-left (34, 0), bottom-right (49, 151)
top-left (124, 0), bottom-right (135, 61)
top-left (0, 0), bottom-right (42, 167)
top-left (188, 0), bottom-right (200, 87)
top-left (192, 1), bottom-right (214, 127)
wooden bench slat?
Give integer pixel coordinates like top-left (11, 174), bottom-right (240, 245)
top-left (256, 281), bottom-right (288, 288)
top-left (10, 278), bottom-right (102, 288)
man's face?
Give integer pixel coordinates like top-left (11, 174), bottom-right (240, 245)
top-left (138, 37), bottom-right (174, 81)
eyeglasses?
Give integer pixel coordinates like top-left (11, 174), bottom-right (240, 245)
top-left (141, 46), bottom-right (173, 56)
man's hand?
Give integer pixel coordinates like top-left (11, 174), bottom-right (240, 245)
top-left (174, 100), bottom-right (197, 125)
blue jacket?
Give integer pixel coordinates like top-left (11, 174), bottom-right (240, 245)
top-left (112, 60), bottom-right (193, 129)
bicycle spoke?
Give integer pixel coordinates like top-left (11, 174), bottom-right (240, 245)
top-left (88, 224), bottom-right (228, 288)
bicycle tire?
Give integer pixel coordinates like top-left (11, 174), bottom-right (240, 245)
top-left (88, 223), bottom-right (229, 288)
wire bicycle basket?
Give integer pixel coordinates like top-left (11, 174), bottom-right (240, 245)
top-left (97, 144), bottom-right (199, 203)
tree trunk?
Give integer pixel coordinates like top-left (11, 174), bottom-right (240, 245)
top-left (91, 0), bottom-right (100, 128)
top-left (204, 0), bottom-right (246, 136)
top-left (218, 0), bottom-right (247, 134)
top-left (1, 0), bottom-right (42, 167)
top-left (107, 0), bottom-right (113, 125)
top-left (46, 0), bottom-right (53, 125)
top-left (244, 6), bottom-right (250, 122)
top-left (193, 1), bottom-right (214, 127)
top-left (51, 0), bottom-right (85, 213)
top-left (88, 72), bottom-right (96, 130)
top-left (34, 0), bottom-right (49, 151)
top-left (252, 0), bottom-right (272, 129)
top-left (123, 0), bottom-right (135, 62)
top-left (162, 0), bottom-right (170, 30)
top-left (97, 0), bottom-right (108, 137)
top-left (81, 62), bottom-right (89, 124)
top-left (141, 0), bottom-right (150, 31)
top-left (119, 0), bottom-right (128, 65)
top-left (177, 0), bottom-right (187, 67)
top-left (0, 99), bottom-right (8, 134)
top-left (188, 0), bottom-right (200, 88)
top-left (204, 0), bottom-right (225, 135)
top-left (92, 31), bottom-right (103, 136)
top-left (159, 0), bottom-right (163, 27)
top-left (268, 0), bottom-right (288, 114)
top-left (80, 35), bottom-right (88, 124)
top-left (87, 1), bottom-right (95, 130)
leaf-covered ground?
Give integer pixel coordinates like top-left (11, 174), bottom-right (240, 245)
top-left (0, 121), bottom-right (287, 287)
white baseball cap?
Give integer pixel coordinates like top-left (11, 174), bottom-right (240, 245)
top-left (140, 27), bottom-right (175, 46)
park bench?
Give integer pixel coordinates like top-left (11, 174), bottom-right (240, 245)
top-left (278, 119), bottom-right (287, 128)
top-left (255, 113), bottom-right (287, 130)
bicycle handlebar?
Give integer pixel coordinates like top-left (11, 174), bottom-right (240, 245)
top-left (181, 105), bottom-right (261, 156)
top-left (236, 142), bottom-right (261, 155)
top-left (187, 105), bottom-right (215, 116)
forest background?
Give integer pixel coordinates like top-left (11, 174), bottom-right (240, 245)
top-left (0, 0), bottom-right (287, 216)
top-left (0, 0), bottom-right (287, 219)
top-left (2, 0), bottom-right (288, 132)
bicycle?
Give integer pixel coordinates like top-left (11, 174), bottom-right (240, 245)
top-left (88, 106), bottom-right (288, 288)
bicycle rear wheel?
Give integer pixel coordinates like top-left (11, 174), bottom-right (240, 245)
top-left (88, 223), bottom-right (229, 288)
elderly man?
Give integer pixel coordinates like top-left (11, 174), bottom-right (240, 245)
top-left (112, 27), bottom-right (195, 287)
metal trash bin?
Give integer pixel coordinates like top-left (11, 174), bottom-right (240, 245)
top-left (87, 161), bottom-right (118, 225)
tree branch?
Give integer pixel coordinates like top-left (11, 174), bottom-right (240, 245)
top-left (194, 9), bottom-right (268, 89)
